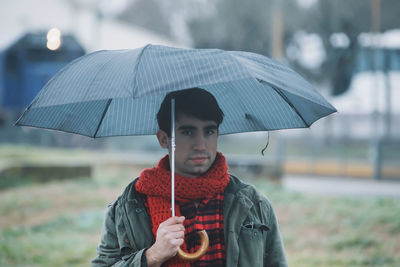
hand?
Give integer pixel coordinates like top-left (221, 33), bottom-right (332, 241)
top-left (146, 216), bottom-right (185, 267)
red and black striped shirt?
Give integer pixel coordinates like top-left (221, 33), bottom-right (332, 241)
top-left (144, 192), bottom-right (226, 267)
top-left (179, 192), bottom-right (225, 267)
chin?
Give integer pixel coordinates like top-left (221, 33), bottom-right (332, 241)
top-left (193, 165), bottom-right (212, 175)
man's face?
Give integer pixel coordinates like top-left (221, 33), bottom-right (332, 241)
top-left (157, 113), bottom-right (219, 178)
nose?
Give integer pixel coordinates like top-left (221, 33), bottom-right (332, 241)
top-left (193, 134), bottom-right (207, 151)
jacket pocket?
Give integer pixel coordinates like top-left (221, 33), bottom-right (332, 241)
top-left (238, 222), bottom-right (269, 266)
top-left (115, 210), bottom-right (135, 256)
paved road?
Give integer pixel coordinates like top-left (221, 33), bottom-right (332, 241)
top-left (282, 175), bottom-right (400, 198)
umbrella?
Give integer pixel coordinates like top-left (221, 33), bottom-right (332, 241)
top-left (16, 44), bottom-right (336, 137)
top-left (16, 44), bottom-right (336, 260)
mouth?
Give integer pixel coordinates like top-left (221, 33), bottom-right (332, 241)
top-left (189, 156), bottom-right (209, 165)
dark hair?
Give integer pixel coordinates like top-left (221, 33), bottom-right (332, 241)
top-left (157, 88), bottom-right (224, 136)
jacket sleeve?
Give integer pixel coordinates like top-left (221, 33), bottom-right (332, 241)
top-left (92, 201), bottom-right (148, 267)
top-left (262, 201), bottom-right (288, 267)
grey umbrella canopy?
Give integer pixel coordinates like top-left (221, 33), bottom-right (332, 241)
top-left (16, 44), bottom-right (336, 137)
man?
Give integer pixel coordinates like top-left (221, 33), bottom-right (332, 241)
top-left (92, 88), bottom-right (287, 267)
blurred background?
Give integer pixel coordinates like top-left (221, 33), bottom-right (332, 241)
top-left (0, 0), bottom-right (399, 266)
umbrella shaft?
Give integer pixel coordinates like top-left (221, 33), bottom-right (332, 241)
top-left (171, 98), bottom-right (176, 217)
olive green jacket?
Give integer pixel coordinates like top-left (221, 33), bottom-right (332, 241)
top-left (92, 175), bottom-right (287, 266)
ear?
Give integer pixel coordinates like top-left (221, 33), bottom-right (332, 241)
top-left (156, 130), bottom-right (169, 149)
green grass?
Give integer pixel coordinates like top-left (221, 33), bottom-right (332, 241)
top-left (256, 181), bottom-right (400, 266)
top-left (1, 145), bottom-right (400, 266)
top-left (0, 157), bottom-right (138, 266)
top-left (0, 213), bottom-right (103, 266)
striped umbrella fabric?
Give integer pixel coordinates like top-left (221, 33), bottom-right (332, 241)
top-left (16, 44), bottom-right (336, 137)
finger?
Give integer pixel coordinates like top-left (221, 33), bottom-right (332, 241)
top-left (166, 231), bottom-right (185, 240)
top-left (164, 224), bottom-right (185, 233)
top-left (169, 216), bottom-right (185, 224)
top-left (171, 238), bottom-right (184, 247)
top-left (160, 216), bottom-right (185, 227)
top-left (157, 224), bottom-right (184, 239)
top-left (176, 216), bottom-right (185, 223)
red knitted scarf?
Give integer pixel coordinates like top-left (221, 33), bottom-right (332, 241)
top-left (135, 152), bottom-right (230, 267)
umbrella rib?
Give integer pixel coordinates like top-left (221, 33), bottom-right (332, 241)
top-left (93, 99), bottom-right (112, 138)
top-left (271, 86), bottom-right (310, 127)
top-left (132, 44), bottom-right (152, 97)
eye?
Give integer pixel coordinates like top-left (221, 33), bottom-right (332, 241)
top-left (181, 130), bottom-right (192, 136)
top-left (206, 129), bottom-right (216, 135)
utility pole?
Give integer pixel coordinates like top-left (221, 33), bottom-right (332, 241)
top-left (370, 0), bottom-right (382, 180)
top-left (383, 53), bottom-right (392, 139)
top-left (271, 0), bottom-right (285, 173)
top-left (271, 0), bottom-right (284, 60)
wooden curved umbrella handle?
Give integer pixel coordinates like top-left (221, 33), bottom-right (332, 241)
top-left (177, 230), bottom-right (209, 261)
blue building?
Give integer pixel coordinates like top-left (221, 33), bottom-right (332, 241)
top-left (0, 32), bottom-right (85, 114)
